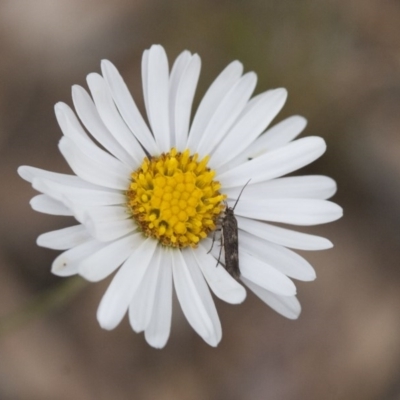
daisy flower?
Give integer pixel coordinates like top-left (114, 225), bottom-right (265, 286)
top-left (18, 45), bottom-right (342, 348)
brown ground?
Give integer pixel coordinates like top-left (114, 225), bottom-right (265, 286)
top-left (1, 1), bottom-right (400, 399)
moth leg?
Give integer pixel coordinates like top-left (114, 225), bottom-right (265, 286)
top-left (215, 230), bottom-right (224, 268)
top-left (207, 227), bottom-right (221, 254)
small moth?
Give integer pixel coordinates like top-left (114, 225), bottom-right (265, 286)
top-left (217, 180), bottom-right (251, 279)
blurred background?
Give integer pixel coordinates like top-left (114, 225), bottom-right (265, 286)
top-left (1, 0), bottom-right (400, 399)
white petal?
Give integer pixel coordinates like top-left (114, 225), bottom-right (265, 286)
top-left (172, 249), bottom-right (221, 346)
top-left (32, 177), bottom-right (124, 205)
top-left (145, 248), bottom-right (173, 348)
top-left (59, 123), bottom-right (132, 180)
top-left (72, 85), bottom-right (136, 167)
top-left (141, 49), bottom-right (150, 122)
top-left (218, 136), bottom-right (326, 188)
top-left (197, 72), bottom-right (257, 157)
top-left (240, 251), bottom-right (297, 296)
top-left (17, 165), bottom-right (83, 187)
top-left (86, 73), bottom-right (145, 164)
top-left (242, 277), bottom-right (301, 319)
top-left (30, 194), bottom-right (73, 216)
top-left (169, 50), bottom-right (192, 141)
top-left (239, 230), bottom-right (316, 281)
top-left (18, 166), bottom-right (100, 189)
top-left (71, 203), bottom-right (128, 225)
top-left (84, 216), bottom-right (136, 242)
top-left (171, 54), bottom-right (201, 150)
top-left (58, 136), bottom-right (130, 190)
top-left (65, 190), bottom-right (125, 207)
top-left (129, 246), bottom-right (162, 332)
top-left (187, 60), bottom-right (243, 150)
top-left (97, 237), bottom-right (158, 330)
top-left (37, 224), bottom-right (91, 250)
top-left (55, 103), bottom-right (135, 184)
top-left (247, 115), bottom-right (307, 157)
top-left (83, 205), bottom-right (130, 222)
top-left (51, 239), bottom-right (104, 277)
top-left (182, 249), bottom-right (222, 346)
top-left (211, 88), bottom-right (287, 168)
top-left (225, 115), bottom-right (306, 170)
top-left (195, 244), bottom-right (246, 304)
top-left (54, 102), bottom-right (91, 143)
top-left (234, 198), bottom-right (343, 226)
top-left (236, 216), bottom-right (333, 250)
top-left (224, 175), bottom-right (337, 201)
top-left (79, 232), bottom-right (142, 282)
top-left (100, 60), bottom-right (159, 155)
top-left (145, 45), bottom-right (170, 152)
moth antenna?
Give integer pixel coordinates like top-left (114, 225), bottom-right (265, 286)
top-left (232, 179), bottom-right (251, 211)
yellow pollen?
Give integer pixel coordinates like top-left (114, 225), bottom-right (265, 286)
top-left (127, 148), bottom-right (226, 248)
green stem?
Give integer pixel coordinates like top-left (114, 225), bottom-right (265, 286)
top-left (0, 276), bottom-right (87, 337)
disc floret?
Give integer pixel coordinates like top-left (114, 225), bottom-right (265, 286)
top-left (127, 148), bottom-right (225, 248)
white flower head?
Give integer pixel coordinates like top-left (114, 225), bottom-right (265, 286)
top-left (19, 45), bottom-right (342, 348)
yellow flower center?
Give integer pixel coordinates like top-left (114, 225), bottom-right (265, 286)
top-left (127, 148), bottom-right (225, 248)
